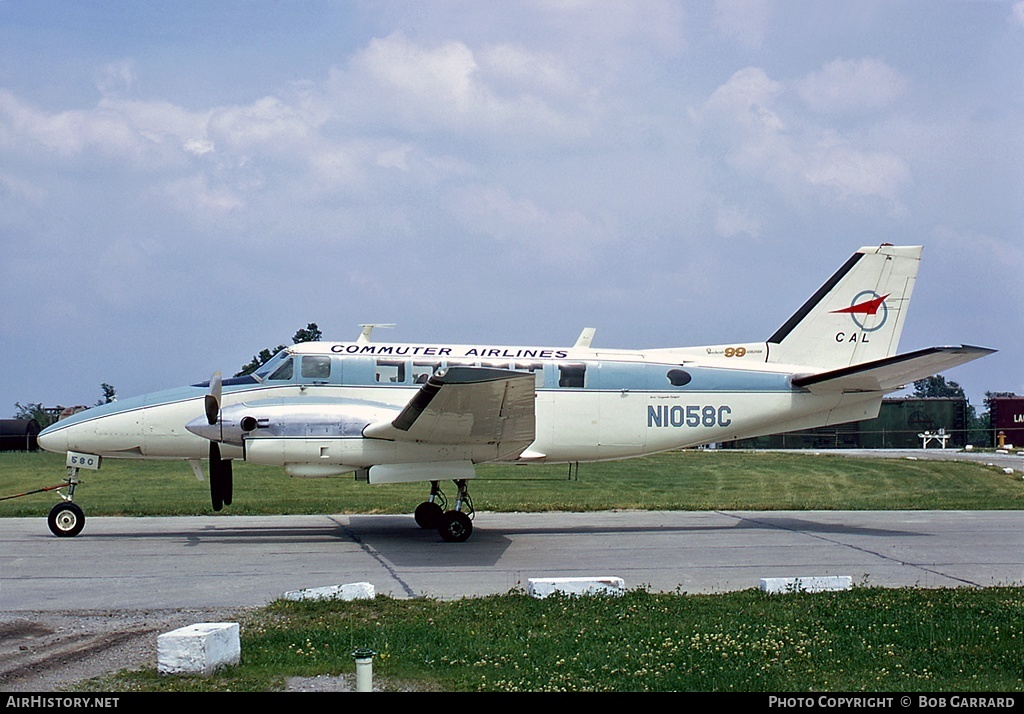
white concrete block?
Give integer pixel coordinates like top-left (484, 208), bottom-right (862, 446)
top-left (157, 622), bottom-right (240, 675)
top-left (759, 576), bottom-right (853, 594)
top-left (282, 581), bottom-right (375, 602)
top-left (527, 576), bottom-right (625, 599)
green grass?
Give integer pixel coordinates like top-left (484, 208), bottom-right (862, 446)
top-left (2, 449), bottom-right (1022, 518)
top-left (77, 587), bottom-right (1024, 692)
top-left (6, 449), bottom-right (1022, 693)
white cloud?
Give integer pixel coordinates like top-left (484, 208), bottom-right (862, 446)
top-left (453, 183), bottom-right (614, 264)
top-left (797, 58), bottom-right (908, 114)
top-left (714, 200), bottom-right (761, 239)
top-left (97, 59), bottom-right (136, 99)
top-left (0, 90), bottom-right (208, 170)
top-left (804, 136), bottom-right (911, 203)
top-left (325, 32), bottom-right (598, 140)
top-left (184, 138), bottom-right (214, 156)
top-left (694, 66), bottom-right (911, 209)
top-left (206, 96), bottom-right (319, 157)
top-left (1012, 2), bottom-right (1024, 28)
top-left (698, 65), bottom-right (785, 135)
top-left (0, 172), bottom-right (45, 206)
top-left (159, 174), bottom-right (245, 217)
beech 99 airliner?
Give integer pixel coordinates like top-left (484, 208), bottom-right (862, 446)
top-left (38, 245), bottom-right (993, 541)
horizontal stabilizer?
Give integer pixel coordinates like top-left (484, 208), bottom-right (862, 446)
top-left (363, 367), bottom-right (536, 453)
top-left (791, 345), bottom-right (995, 394)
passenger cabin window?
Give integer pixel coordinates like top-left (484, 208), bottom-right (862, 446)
top-left (514, 361), bottom-right (545, 388)
top-left (301, 356), bottom-right (331, 381)
top-left (667, 368), bottom-right (692, 387)
top-left (268, 358), bottom-right (294, 381)
top-left (558, 363), bottom-right (586, 388)
top-left (375, 359), bottom-right (406, 383)
top-left (412, 362), bottom-right (441, 384)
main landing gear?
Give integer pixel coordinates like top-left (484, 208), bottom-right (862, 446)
top-left (414, 479), bottom-right (474, 542)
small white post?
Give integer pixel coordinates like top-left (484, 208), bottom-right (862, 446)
top-left (353, 648), bottom-right (375, 692)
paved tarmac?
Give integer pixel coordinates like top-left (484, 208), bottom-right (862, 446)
top-left (2, 509), bottom-right (1022, 611)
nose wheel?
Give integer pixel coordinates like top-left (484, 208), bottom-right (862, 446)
top-left (48, 469), bottom-right (85, 537)
top-left (48, 501), bottom-right (85, 538)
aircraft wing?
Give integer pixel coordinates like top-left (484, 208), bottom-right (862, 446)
top-left (791, 345), bottom-right (996, 394)
top-left (363, 367), bottom-right (536, 456)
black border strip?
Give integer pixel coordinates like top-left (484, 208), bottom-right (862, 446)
top-left (767, 252), bottom-right (863, 345)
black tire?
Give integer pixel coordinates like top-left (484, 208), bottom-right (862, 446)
top-left (48, 502), bottom-right (85, 538)
top-left (414, 502), bottom-right (444, 529)
top-left (438, 511), bottom-right (473, 543)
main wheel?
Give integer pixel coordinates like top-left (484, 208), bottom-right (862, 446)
top-left (438, 511), bottom-right (473, 543)
top-left (414, 502), bottom-right (444, 529)
top-left (48, 502), bottom-right (85, 538)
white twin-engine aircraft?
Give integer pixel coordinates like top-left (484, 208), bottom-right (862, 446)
top-left (38, 245), bottom-right (993, 541)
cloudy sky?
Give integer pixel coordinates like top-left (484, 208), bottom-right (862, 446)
top-left (1, 0), bottom-right (1021, 416)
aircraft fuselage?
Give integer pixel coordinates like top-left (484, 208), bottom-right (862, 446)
top-left (38, 340), bottom-right (878, 475)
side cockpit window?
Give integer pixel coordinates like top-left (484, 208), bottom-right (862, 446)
top-left (301, 356), bottom-right (331, 381)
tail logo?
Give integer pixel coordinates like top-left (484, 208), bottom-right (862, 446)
top-left (832, 291), bottom-right (889, 333)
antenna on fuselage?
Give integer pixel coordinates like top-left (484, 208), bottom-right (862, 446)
top-left (574, 327), bottom-right (596, 349)
top-left (357, 323), bottom-right (396, 344)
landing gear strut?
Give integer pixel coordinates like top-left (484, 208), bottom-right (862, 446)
top-left (48, 469), bottom-right (85, 538)
top-left (414, 479), bottom-right (474, 542)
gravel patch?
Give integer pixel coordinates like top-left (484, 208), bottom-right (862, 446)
top-left (0, 609), bottom-right (251, 692)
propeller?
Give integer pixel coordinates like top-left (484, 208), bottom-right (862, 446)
top-left (203, 372), bottom-right (232, 511)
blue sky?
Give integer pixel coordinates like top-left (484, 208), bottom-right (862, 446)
top-left (1, 0), bottom-right (1021, 414)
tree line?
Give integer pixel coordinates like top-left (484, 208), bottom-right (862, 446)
top-left (910, 375), bottom-right (1018, 445)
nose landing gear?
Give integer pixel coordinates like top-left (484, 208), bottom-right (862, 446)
top-left (1, 468), bottom-right (87, 538)
top-left (48, 469), bottom-right (85, 537)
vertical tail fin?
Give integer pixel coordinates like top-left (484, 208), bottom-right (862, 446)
top-left (766, 245), bottom-right (922, 369)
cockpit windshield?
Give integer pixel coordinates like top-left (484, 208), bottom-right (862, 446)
top-left (251, 350), bottom-right (291, 382)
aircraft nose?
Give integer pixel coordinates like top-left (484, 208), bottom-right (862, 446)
top-left (37, 425), bottom-right (67, 454)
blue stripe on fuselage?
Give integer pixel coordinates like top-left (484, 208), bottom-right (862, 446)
top-left (38, 360), bottom-right (795, 438)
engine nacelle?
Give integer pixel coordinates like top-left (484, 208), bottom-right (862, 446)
top-left (186, 399), bottom-right (398, 447)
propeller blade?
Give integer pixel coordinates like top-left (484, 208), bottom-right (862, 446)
top-left (205, 372), bottom-right (222, 426)
top-left (210, 442), bottom-right (224, 511)
top-left (222, 460), bottom-right (232, 506)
